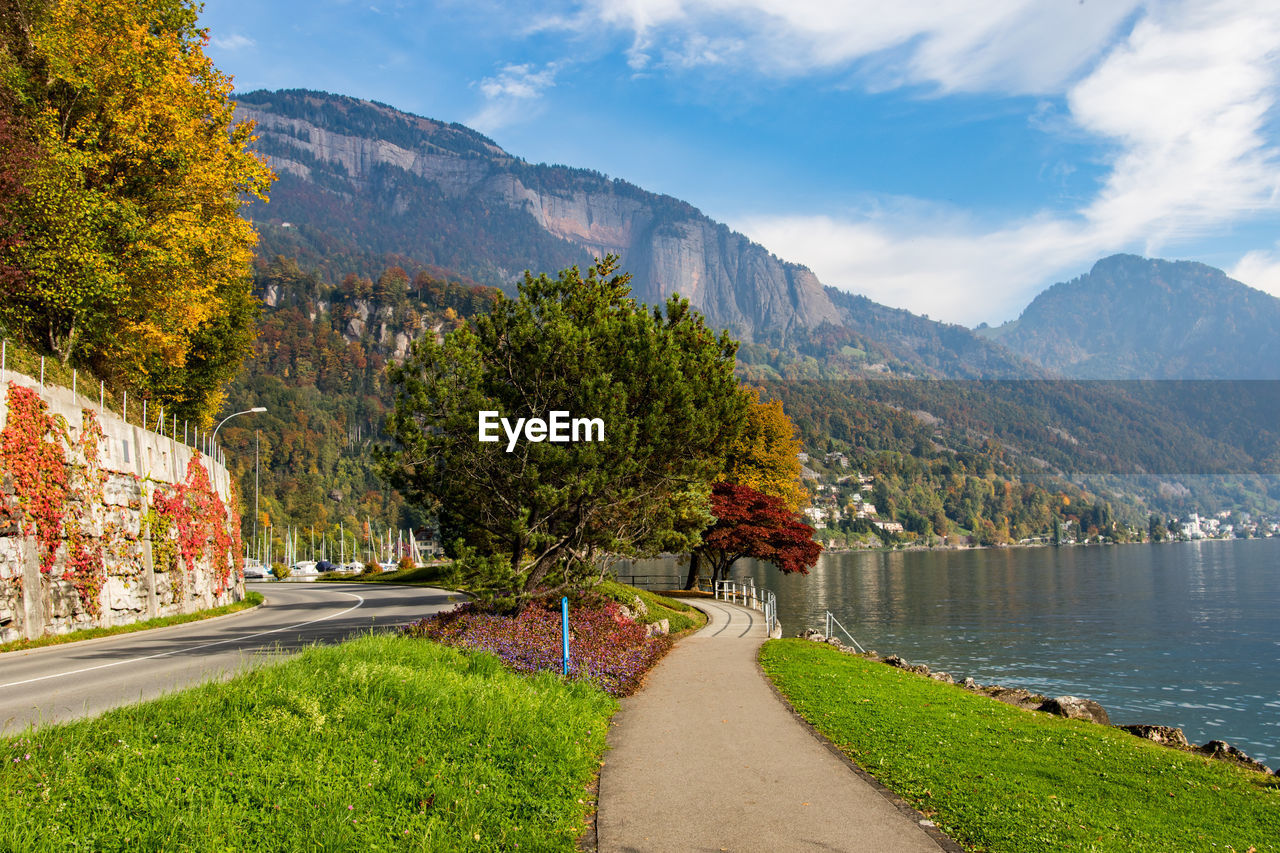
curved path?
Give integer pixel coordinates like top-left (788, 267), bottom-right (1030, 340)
top-left (0, 581), bottom-right (461, 735)
top-left (597, 598), bottom-right (947, 853)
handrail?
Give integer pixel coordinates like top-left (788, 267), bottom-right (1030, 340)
top-left (824, 611), bottom-right (866, 653)
top-left (715, 579), bottom-right (778, 636)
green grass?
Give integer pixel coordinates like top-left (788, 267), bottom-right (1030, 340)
top-left (0, 592), bottom-right (264, 655)
top-left (595, 580), bottom-right (705, 634)
top-left (761, 639), bottom-right (1280, 852)
top-left (317, 564), bottom-right (454, 587)
top-left (1, 634), bottom-right (616, 851)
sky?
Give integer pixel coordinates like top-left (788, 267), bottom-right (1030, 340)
top-left (201, 0), bottom-right (1280, 327)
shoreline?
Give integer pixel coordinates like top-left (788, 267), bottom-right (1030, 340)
top-left (798, 629), bottom-right (1276, 776)
top-left (818, 532), bottom-right (1277, 554)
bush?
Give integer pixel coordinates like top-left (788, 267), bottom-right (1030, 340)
top-left (397, 554), bottom-right (416, 572)
top-left (403, 599), bottom-right (671, 696)
top-left (361, 561), bottom-right (380, 575)
top-left (271, 562), bottom-right (290, 580)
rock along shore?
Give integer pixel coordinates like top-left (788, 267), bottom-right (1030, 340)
top-left (798, 629), bottom-right (1275, 776)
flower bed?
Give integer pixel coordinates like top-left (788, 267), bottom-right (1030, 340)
top-left (403, 599), bottom-right (670, 696)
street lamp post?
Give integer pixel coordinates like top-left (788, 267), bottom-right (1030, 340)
top-left (211, 406), bottom-right (267, 444)
top-left (208, 407), bottom-right (266, 563)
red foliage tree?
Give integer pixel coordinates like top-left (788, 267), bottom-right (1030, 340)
top-left (694, 482), bottom-right (822, 587)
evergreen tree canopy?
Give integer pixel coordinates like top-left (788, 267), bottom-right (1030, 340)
top-left (379, 256), bottom-right (750, 608)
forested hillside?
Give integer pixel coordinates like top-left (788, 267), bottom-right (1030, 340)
top-left (216, 256), bottom-right (497, 556)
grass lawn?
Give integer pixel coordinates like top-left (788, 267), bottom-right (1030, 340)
top-left (0, 591), bottom-right (264, 655)
top-left (761, 639), bottom-right (1279, 852)
top-left (1, 634), bottom-right (615, 851)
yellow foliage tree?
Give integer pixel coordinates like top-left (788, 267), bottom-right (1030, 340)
top-left (0, 0), bottom-right (272, 422)
top-left (722, 388), bottom-right (807, 511)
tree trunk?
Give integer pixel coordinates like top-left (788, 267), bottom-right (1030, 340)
top-left (683, 551), bottom-right (701, 590)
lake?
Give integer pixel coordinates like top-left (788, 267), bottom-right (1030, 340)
top-left (617, 539), bottom-right (1280, 764)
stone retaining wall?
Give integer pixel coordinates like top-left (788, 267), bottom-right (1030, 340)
top-left (0, 372), bottom-right (243, 642)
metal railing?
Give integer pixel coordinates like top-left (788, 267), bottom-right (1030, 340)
top-left (715, 578), bottom-right (777, 635)
top-left (824, 610), bottom-right (866, 653)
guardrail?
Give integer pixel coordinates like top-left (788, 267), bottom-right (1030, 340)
top-left (715, 578), bottom-right (778, 636)
top-left (824, 611), bottom-right (866, 653)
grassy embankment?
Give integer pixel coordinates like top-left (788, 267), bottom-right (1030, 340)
top-left (593, 580), bottom-right (704, 634)
top-left (1, 634), bottom-right (615, 851)
top-left (761, 640), bottom-right (1279, 852)
top-left (320, 568), bottom-right (706, 635)
top-left (317, 564), bottom-right (451, 586)
top-left (0, 592), bottom-right (264, 655)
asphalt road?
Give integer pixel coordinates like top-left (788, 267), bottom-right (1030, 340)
top-left (0, 581), bottom-right (462, 735)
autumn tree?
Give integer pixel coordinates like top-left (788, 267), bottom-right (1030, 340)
top-left (723, 387), bottom-right (807, 510)
top-left (694, 482), bottom-right (821, 587)
top-left (379, 256), bottom-right (749, 610)
top-left (683, 387), bottom-right (809, 588)
top-left (0, 0), bottom-right (272, 422)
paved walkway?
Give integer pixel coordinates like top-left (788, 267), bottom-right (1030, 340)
top-left (596, 598), bottom-right (945, 853)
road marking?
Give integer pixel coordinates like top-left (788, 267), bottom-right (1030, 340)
top-left (705, 601), bottom-right (734, 637)
top-left (0, 593), bottom-right (365, 690)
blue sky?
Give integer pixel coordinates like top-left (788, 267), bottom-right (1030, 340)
top-left (201, 0), bottom-right (1280, 326)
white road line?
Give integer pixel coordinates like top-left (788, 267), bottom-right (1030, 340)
top-left (0, 593), bottom-right (365, 690)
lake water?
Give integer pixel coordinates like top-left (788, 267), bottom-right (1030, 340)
top-left (617, 539), bottom-right (1280, 764)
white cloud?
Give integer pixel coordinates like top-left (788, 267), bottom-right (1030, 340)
top-left (467, 62), bottom-right (562, 133)
top-left (528, 1), bottom-right (1280, 323)
top-left (737, 213), bottom-right (1099, 326)
top-left (556, 0), bottom-right (1142, 93)
top-left (211, 33), bottom-right (256, 51)
top-left (733, 0), bottom-right (1280, 324)
top-left (1228, 247), bottom-right (1280, 298)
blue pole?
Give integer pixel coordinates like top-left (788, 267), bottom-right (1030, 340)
top-left (561, 596), bottom-right (571, 675)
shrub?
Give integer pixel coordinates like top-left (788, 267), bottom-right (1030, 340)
top-left (397, 554), bottom-right (416, 572)
top-left (271, 562), bottom-right (290, 580)
top-left (361, 561), bottom-right (380, 575)
top-left (403, 599), bottom-right (670, 696)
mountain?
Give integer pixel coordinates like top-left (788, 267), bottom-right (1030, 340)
top-left (225, 90), bottom-right (1280, 528)
top-left (979, 254), bottom-right (1280, 379)
top-left (236, 89), bottom-right (845, 344)
top-left (236, 89), bottom-right (1042, 379)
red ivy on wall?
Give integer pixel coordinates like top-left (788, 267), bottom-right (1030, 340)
top-left (1, 384), bottom-right (239, 620)
top-left (0, 384), bottom-right (70, 574)
top-left (152, 453), bottom-right (238, 598)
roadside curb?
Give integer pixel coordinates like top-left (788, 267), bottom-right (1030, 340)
top-left (0, 596), bottom-right (267, 660)
top-left (755, 643), bottom-right (966, 853)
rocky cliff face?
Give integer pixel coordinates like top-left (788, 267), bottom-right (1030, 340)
top-left (237, 91), bottom-right (841, 342)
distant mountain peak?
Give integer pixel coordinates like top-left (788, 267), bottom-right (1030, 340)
top-left (983, 254), bottom-right (1280, 379)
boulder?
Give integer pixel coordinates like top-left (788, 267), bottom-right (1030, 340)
top-left (1119, 724), bottom-right (1189, 749)
top-left (645, 618), bottom-right (670, 638)
top-left (882, 655), bottom-right (909, 669)
top-left (632, 595), bottom-right (649, 618)
top-left (1196, 740), bottom-right (1272, 774)
top-left (961, 677), bottom-right (979, 690)
top-left (982, 686), bottom-right (1049, 711)
top-left (929, 671), bottom-right (955, 684)
top-left (802, 629), bottom-right (827, 642)
top-left (1038, 695), bottom-right (1110, 726)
